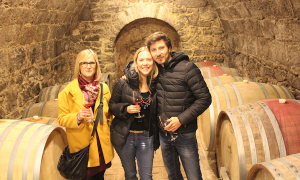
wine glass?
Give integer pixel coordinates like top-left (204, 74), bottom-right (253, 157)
top-left (158, 113), bottom-right (177, 141)
top-left (132, 90), bottom-right (144, 118)
top-left (82, 94), bottom-right (94, 122)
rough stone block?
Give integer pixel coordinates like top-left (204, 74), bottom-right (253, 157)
top-left (175, 0), bottom-right (208, 8)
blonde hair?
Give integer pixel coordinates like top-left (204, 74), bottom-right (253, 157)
top-left (133, 47), bottom-right (158, 89)
top-left (73, 49), bottom-right (101, 82)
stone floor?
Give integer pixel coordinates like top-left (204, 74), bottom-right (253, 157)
top-left (104, 128), bottom-right (219, 180)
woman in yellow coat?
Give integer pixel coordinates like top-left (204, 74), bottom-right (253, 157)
top-left (57, 49), bottom-right (114, 180)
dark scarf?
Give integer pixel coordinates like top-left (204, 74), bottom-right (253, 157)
top-left (78, 75), bottom-right (99, 105)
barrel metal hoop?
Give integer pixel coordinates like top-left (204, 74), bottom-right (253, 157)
top-left (268, 84), bottom-right (280, 98)
top-left (256, 101), bottom-right (286, 157)
top-left (256, 83), bottom-right (270, 99)
top-left (207, 78), bottom-right (213, 88)
top-left (261, 161), bottom-right (286, 180)
top-left (244, 103), bottom-right (271, 161)
top-left (282, 86), bottom-right (295, 99)
top-left (234, 68), bottom-right (239, 76)
top-left (42, 87), bottom-right (52, 102)
top-left (51, 85), bottom-right (61, 100)
top-left (229, 83), bottom-right (243, 105)
top-left (216, 76), bottom-right (222, 87)
top-left (233, 76), bottom-right (238, 82)
top-left (7, 122), bottom-right (35, 180)
top-left (207, 67), bottom-right (211, 78)
top-left (25, 103), bottom-right (35, 118)
top-left (47, 118), bottom-right (57, 125)
top-left (22, 124), bottom-right (47, 180)
top-left (221, 67), bottom-right (226, 74)
top-left (278, 85), bottom-right (289, 99)
top-left (200, 68), bottom-right (203, 75)
top-left (235, 107), bottom-right (258, 165)
top-left (276, 157), bottom-right (300, 178)
top-left (208, 87), bottom-right (220, 151)
top-left (223, 109), bottom-right (247, 180)
top-left (228, 67), bottom-right (233, 76)
top-left (220, 86), bottom-right (231, 108)
top-left (38, 102), bottom-right (47, 116)
top-left (0, 121), bottom-right (22, 151)
top-left (33, 126), bottom-right (56, 180)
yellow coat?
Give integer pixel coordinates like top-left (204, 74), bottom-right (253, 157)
top-left (57, 79), bottom-right (114, 167)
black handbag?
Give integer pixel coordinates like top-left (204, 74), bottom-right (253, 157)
top-left (57, 83), bottom-right (104, 179)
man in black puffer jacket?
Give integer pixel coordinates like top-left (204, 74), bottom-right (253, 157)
top-left (146, 32), bottom-right (212, 180)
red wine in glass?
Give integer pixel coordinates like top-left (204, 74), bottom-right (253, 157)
top-left (84, 103), bottom-right (93, 109)
top-left (132, 90), bottom-right (144, 118)
top-left (82, 94), bottom-right (94, 122)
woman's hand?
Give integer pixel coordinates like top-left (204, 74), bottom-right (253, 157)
top-left (127, 105), bottom-right (141, 114)
top-left (78, 108), bottom-right (93, 121)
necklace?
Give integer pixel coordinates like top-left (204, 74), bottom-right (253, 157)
top-left (140, 92), bottom-right (151, 109)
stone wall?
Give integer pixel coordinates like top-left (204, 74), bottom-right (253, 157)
top-left (72, 0), bottom-right (224, 83)
top-left (0, 0), bottom-right (88, 119)
top-left (210, 0), bottom-right (300, 99)
top-left (1, 0), bottom-right (300, 119)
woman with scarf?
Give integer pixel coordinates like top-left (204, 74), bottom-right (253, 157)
top-left (57, 49), bottom-right (114, 180)
top-left (109, 47), bottom-right (160, 180)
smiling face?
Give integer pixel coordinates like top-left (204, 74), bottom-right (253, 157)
top-left (149, 39), bottom-right (172, 65)
top-left (79, 56), bottom-right (97, 82)
top-left (136, 50), bottom-right (154, 78)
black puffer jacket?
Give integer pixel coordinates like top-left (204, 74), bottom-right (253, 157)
top-left (156, 51), bottom-right (212, 133)
top-left (109, 61), bottom-right (159, 150)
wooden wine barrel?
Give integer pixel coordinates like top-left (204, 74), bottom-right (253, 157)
top-left (198, 81), bottom-right (295, 152)
top-left (247, 153), bottom-right (300, 180)
top-left (200, 65), bottom-right (239, 78)
top-left (204, 74), bottom-right (251, 88)
top-left (38, 84), bottom-right (63, 102)
top-left (0, 120), bottom-right (67, 180)
top-left (58, 82), bottom-right (70, 93)
top-left (216, 99), bottom-right (300, 180)
top-left (198, 60), bottom-right (215, 68)
top-left (23, 100), bottom-right (58, 118)
top-left (23, 117), bottom-right (60, 127)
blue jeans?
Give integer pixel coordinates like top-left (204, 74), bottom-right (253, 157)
top-left (115, 132), bottom-right (154, 180)
top-left (159, 131), bottom-right (203, 180)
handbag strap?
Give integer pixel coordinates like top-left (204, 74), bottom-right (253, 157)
top-left (90, 82), bottom-right (103, 143)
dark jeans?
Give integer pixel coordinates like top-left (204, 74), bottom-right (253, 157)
top-left (115, 132), bottom-right (154, 180)
top-left (159, 131), bottom-right (203, 180)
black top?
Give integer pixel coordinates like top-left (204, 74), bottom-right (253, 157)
top-left (130, 92), bottom-right (151, 131)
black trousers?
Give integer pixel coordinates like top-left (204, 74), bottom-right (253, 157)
top-left (85, 170), bottom-right (105, 180)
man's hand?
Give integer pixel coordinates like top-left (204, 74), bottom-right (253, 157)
top-left (164, 117), bottom-right (181, 132)
top-left (122, 75), bottom-right (127, 80)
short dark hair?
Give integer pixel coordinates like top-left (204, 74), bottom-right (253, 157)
top-left (146, 32), bottom-right (172, 50)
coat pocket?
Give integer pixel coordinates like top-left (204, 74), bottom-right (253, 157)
top-left (110, 128), bottom-right (127, 148)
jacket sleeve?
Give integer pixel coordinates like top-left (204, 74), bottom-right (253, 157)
top-left (177, 62), bottom-right (212, 125)
top-left (109, 79), bottom-right (131, 120)
top-left (57, 90), bottom-right (83, 129)
top-left (103, 83), bottom-right (113, 126)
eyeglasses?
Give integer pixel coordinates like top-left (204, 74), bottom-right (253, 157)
top-left (80, 61), bottom-right (97, 68)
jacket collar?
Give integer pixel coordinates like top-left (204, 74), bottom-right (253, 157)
top-left (68, 78), bottom-right (101, 111)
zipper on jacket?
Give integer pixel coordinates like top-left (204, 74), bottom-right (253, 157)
top-left (162, 68), bottom-right (166, 113)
